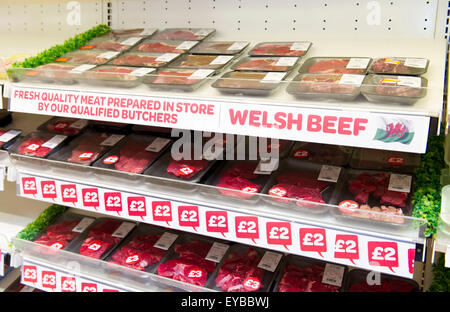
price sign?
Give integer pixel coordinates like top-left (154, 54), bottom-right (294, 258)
top-left (235, 216), bottom-right (259, 243)
top-left (81, 282), bottom-right (98, 292)
top-left (334, 234), bottom-right (359, 264)
top-left (61, 184), bottom-right (78, 203)
top-left (386, 156), bottom-right (405, 166)
top-left (125, 254), bottom-right (141, 265)
top-left (178, 205), bottom-right (199, 230)
top-left (61, 276), bottom-right (77, 292)
top-left (187, 268), bottom-right (205, 280)
top-left (338, 200), bottom-right (359, 214)
top-left (22, 265), bottom-right (37, 283)
top-left (41, 180), bottom-right (57, 200)
top-left (82, 188), bottom-right (100, 210)
top-left (367, 241), bottom-right (399, 272)
top-left (104, 192), bottom-right (123, 214)
top-left (22, 177), bottom-right (37, 195)
top-left (205, 211), bottom-right (229, 237)
top-left (152, 201), bottom-right (172, 224)
top-left (128, 196), bottom-right (147, 219)
top-left (293, 149), bottom-right (309, 159)
top-left (300, 228), bottom-right (327, 257)
top-left (266, 222), bottom-right (292, 250)
top-left (243, 277), bottom-right (261, 292)
top-left (41, 271), bottom-right (57, 289)
top-left (408, 248), bottom-right (415, 274)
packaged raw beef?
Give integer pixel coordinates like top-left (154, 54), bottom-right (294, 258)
top-left (102, 28), bottom-right (156, 38)
top-left (344, 269), bottom-right (418, 292)
top-left (299, 57), bottom-right (371, 75)
top-left (361, 74), bottom-right (427, 105)
top-left (330, 169), bottom-right (413, 226)
top-left (81, 36), bottom-right (143, 52)
top-left (93, 134), bottom-right (172, 174)
top-left (212, 71), bottom-right (287, 96)
top-left (81, 65), bottom-right (156, 88)
top-left (134, 40), bottom-right (199, 54)
top-left (69, 218), bottom-right (136, 260)
top-left (190, 41), bottom-right (250, 55)
top-left (153, 28), bottom-right (216, 41)
top-left (54, 50), bottom-right (120, 66)
top-left (289, 142), bottom-right (353, 166)
top-left (0, 128), bottom-right (22, 150)
top-left (168, 54), bottom-right (234, 71)
top-left (9, 131), bottom-right (69, 158)
top-left (91, 120), bottom-right (131, 133)
top-left (208, 245), bottom-right (282, 292)
top-left (157, 235), bottom-right (228, 287)
top-left (274, 256), bottom-right (345, 292)
top-left (249, 42), bottom-right (312, 57)
top-left (144, 68), bottom-right (215, 91)
top-left (21, 63), bottom-right (90, 84)
top-left (48, 131), bottom-right (125, 166)
top-left (32, 212), bottom-right (95, 251)
top-left (37, 117), bottom-right (88, 137)
top-left (109, 51), bottom-right (180, 68)
top-left (237, 136), bottom-right (293, 159)
top-left (131, 124), bottom-right (173, 135)
top-left (286, 73), bottom-right (364, 101)
top-left (369, 57), bottom-right (429, 76)
top-left (261, 159), bottom-right (341, 214)
top-left (106, 224), bottom-right (179, 273)
top-left (350, 148), bottom-right (421, 174)
top-left (232, 56), bottom-right (300, 72)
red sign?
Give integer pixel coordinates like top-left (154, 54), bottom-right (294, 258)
top-left (61, 184), bottom-right (78, 203)
top-left (367, 241), bottom-right (399, 273)
top-left (78, 152), bottom-right (94, 160)
top-left (338, 200), bottom-right (359, 214)
top-left (334, 234), bottom-right (359, 264)
top-left (103, 155), bottom-right (119, 165)
top-left (299, 228), bottom-right (327, 257)
top-left (87, 241), bottom-right (103, 252)
top-left (41, 271), bottom-right (57, 289)
top-left (125, 254), bottom-right (141, 265)
top-left (408, 248), bottom-right (415, 274)
top-left (22, 177), bottom-right (37, 195)
top-left (187, 268), bottom-right (205, 280)
top-left (205, 211), bottom-right (229, 237)
top-left (243, 277), bottom-right (261, 292)
top-left (50, 241), bottom-right (65, 250)
top-left (104, 192), bottom-right (123, 214)
top-left (61, 276), bottom-right (77, 292)
top-left (152, 201), bottom-right (172, 223)
top-left (22, 265), bottom-right (37, 283)
top-left (82, 188), bottom-right (100, 209)
top-left (386, 156), bottom-right (405, 166)
top-left (293, 149), bottom-right (309, 159)
top-left (178, 165), bottom-right (195, 176)
top-left (178, 205), bottom-right (199, 230)
top-left (127, 196), bottom-right (147, 219)
top-left (235, 216), bottom-right (259, 243)
top-left (266, 222), bottom-right (292, 250)
top-left (81, 282), bottom-right (98, 292)
top-left (268, 186), bottom-right (287, 197)
top-left (41, 180), bottom-right (57, 200)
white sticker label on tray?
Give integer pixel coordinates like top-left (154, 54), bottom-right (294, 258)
top-left (130, 67), bottom-right (156, 77)
top-left (257, 251), bottom-right (282, 272)
top-left (397, 76), bottom-right (422, 88)
top-left (318, 165), bottom-right (341, 183)
top-left (261, 72), bottom-right (286, 83)
top-left (121, 37), bottom-right (142, 46)
top-left (188, 69), bottom-right (215, 80)
top-left (388, 174), bottom-right (412, 193)
top-left (69, 119), bottom-right (89, 130)
top-left (290, 42), bottom-right (311, 51)
top-left (97, 51), bottom-right (120, 60)
top-left (0, 130), bottom-right (21, 143)
top-left (194, 29), bottom-right (212, 36)
top-left (145, 137), bottom-right (171, 152)
top-left (339, 74), bottom-right (365, 86)
top-left (140, 28), bottom-right (157, 36)
top-left (154, 232), bottom-right (179, 250)
top-left (41, 135), bottom-right (67, 149)
top-left (254, 158), bottom-right (280, 175)
top-left (72, 217), bottom-right (95, 233)
top-left (112, 222), bottom-right (136, 238)
top-left (322, 263), bottom-right (345, 287)
top-left (346, 58), bottom-right (371, 69)
top-left (227, 41), bottom-right (248, 51)
top-left (176, 41), bottom-right (199, 50)
top-left (70, 64), bottom-right (96, 73)
top-left (101, 134), bottom-right (125, 146)
top-left (205, 242), bottom-right (230, 263)
top-left (156, 53), bottom-right (180, 62)
top-left (210, 55), bottom-right (234, 65)
top-left (275, 57), bottom-right (299, 67)
top-left (404, 58), bottom-right (428, 68)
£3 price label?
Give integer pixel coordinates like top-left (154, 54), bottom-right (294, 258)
top-left (82, 188), bottom-right (100, 209)
top-left (243, 277), bottom-right (261, 292)
top-left (41, 271), bottom-right (57, 289)
top-left (299, 228), bottom-right (327, 257)
top-left (187, 268), bottom-right (205, 280)
top-left (266, 222), bottom-right (292, 250)
top-left (128, 196), bottom-right (147, 218)
top-left (22, 177), bottom-right (37, 195)
top-left (104, 192), bottom-right (123, 213)
top-left (81, 282), bottom-right (97, 292)
top-left (61, 184), bottom-right (78, 203)
top-left (205, 211), bottom-right (228, 237)
top-left (61, 276), bottom-right (77, 292)
top-left (367, 241), bottom-right (399, 272)
top-left (41, 180), bottom-right (57, 199)
top-left (178, 206), bottom-right (199, 230)
top-left (22, 265), bottom-right (37, 283)
top-left (334, 234), bottom-right (359, 264)
top-left (152, 201), bottom-right (172, 223)
top-left (235, 216), bottom-right (259, 243)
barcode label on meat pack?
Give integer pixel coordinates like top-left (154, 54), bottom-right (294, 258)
top-left (70, 64), bottom-right (97, 73)
top-left (322, 263), bottom-right (345, 287)
top-left (254, 158), bottom-right (279, 175)
top-left (388, 174), bottom-right (412, 193)
top-left (194, 29), bottom-right (213, 36)
top-left (130, 67), bottom-right (156, 77)
top-left (210, 55), bottom-right (234, 65)
top-left (318, 165), bottom-right (341, 183)
top-left (101, 134), bottom-right (125, 146)
top-left (339, 74), bottom-right (365, 86)
top-left (188, 69), bottom-right (215, 80)
top-left (156, 53), bottom-right (180, 62)
top-left (275, 57), bottom-right (298, 67)
top-left (145, 137), bottom-right (172, 152)
top-left (41, 135), bottom-right (68, 149)
top-left (97, 51), bottom-right (120, 60)
top-left (257, 251), bottom-right (282, 272)
top-left (112, 222), bottom-right (136, 238)
top-left (205, 242), bottom-right (230, 263)
top-left (346, 58), bottom-right (371, 69)
top-left (0, 130), bottom-right (21, 143)
top-left (227, 41), bottom-right (249, 51)
top-left (290, 42), bottom-right (311, 51)
top-left (121, 37), bottom-right (142, 46)
top-left (154, 232), bottom-right (179, 250)
top-left (140, 28), bottom-right (157, 36)
top-left (397, 76), bottom-right (422, 88)
top-left (404, 58), bottom-right (428, 68)
top-left (176, 41), bottom-right (199, 50)
top-left (261, 72), bottom-right (287, 83)
top-left (69, 119), bottom-right (89, 130)
top-left (72, 217), bottom-right (96, 233)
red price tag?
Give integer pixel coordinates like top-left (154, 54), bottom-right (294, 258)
top-left (41, 271), bottom-right (57, 289)
top-left (81, 282), bottom-right (98, 292)
top-left (41, 180), bottom-right (57, 200)
top-left (334, 234), bottom-right (359, 264)
top-left (386, 156), bottom-right (405, 166)
top-left (104, 192), bottom-right (123, 214)
top-left (50, 241), bottom-right (65, 250)
top-left (152, 201), bottom-right (172, 224)
top-left (87, 241), bottom-right (103, 252)
top-left (22, 265), bottom-right (37, 283)
top-left (241, 186), bottom-right (258, 193)
top-left (187, 268), bottom-right (205, 280)
top-left (125, 254), bottom-right (141, 265)
top-left (178, 206), bottom-right (199, 231)
top-left (78, 152), bottom-right (94, 160)
top-left (243, 277), bottom-right (261, 291)
top-left (82, 188), bottom-right (99, 210)
top-left (266, 222), bottom-right (292, 250)
top-left (128, 196), bottom-right (147, 220)
top-left (53, 121), bottom-right (69, 129)
top-left (61, 276), bottom-right (77, 292)
top-left (268, 186), bottom-right (287, 197)
top-left (103, 155), bottom-right (119, 165)
top-left (235, 216), bottom-right (259, 243)
top-left (178, 165), bottom-right (195, 176)
top-left (367, 241), bottom-right (399, 273)
top-left (61, 184), bottom-right (78, 203)
top-left (300, 228), bottom-right (327, 257)
top-left (408, 248), bottom-right (415, 274)
top-left (26, 143), bottom-right (40, 152)
top-left (293, 149), bottom-right (309, 159)
top-left (338, 200), bottom-right (359, 214)
top-left (205, 211), bottom-right (228, 237)
top-left (22, 177), bottom-right (37, 196)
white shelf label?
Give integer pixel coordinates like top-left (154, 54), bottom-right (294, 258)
top-left (70, 64), bottom-right (96, 74)
top-left (290, 42), bottom-right (311, 51)
top-left (97, 51), bottom-right (120, 60)
top-left (140, 28), bottom-right (157, 36)
top-left (275, 57), bottom-right (299, 67)
top-left (205, 242), bottom-right (230, 263)
top-left (318, 165), bottom-right (342, 183)
top-left (69, 119), bottom-right (88, 130)
top-left (257, 251), bottom-right (282, 272)
top-left (112, 222), bottom-right (136, 238)
top-left (194, 29), bottom-right (212, 36)
top-left (121, 37), bottom-right (142, 46)
top-left (339, 74), bottom-right (365, 86)
top-left (404, 58), bottom-right (428, 68)
top-left (388, 174), bottom-right (412, 193)
top-left (154, 232), bottom-right (178, 250)
top-left (41, 135), bottom-right (67, 149)
top-left (20, 285), bottom-right (36, 292)
top-left (156, 53), bottom-right (180, 62)
top-left (261, 72), bottom-right (286, 83)
top-left (145, 137), bottom-right (171, 152)
top-left (346, 58), bottom-right (370, 69)
top-left (210, 55), bottom-right (234, 65)
top-left (322, 263), bottom-right (345, 287)
top-left (188, 69), bottom-right (215, 80)
top-left (130, 67), bottom-right (156, 77)
top-left (101, 134), bottom-right (125, 146)
top-left (72, 217), bottom-right (95, 233)
top-left (227, 42), bottom-right (248, 51)
top-left (0, 130), bottom-right (21, 143)
top-left (397, 76), bottom-right (422, 88)
top-left (176, 41), bottom-right (199, 50)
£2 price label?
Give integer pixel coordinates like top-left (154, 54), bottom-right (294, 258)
top-left (82, 188), bottom-right (100, 210)
top-left (22, 177), bottom-right (37, 196)
top-left (61, 184), bottom-right (78, 203)
top-left (61, 276), bottom-right (76, 292)
top-left (128, 196), bottom-right (147, 219)
top-left (41, 180), bottom-right (57, 200)
top-left (367, 241), bottom-right (399, 273)
top-left (104, 192), bottom-right (123, 214)
top-left (243, 277), bottom-right (261, 292)
top-left (41, 271), bottom-right (57, 289)
top-left (334, 234), bottom-right (359, 264)
top-left (152, 201), bottom-right (172, 224)
top-left (178, 206), bottom-right (199, 230)
top-left (205, 211), bottom-right (228, 237)
top-left (235, 216), bottom-right (259, 243)
top-left (266, 222), bottom-right (292, 250)
top-left (300, 228), bottom-right (327, 257)
top-left (22, 265), bottom-right (37, 283)
top-left (81, 282), bottom-right (97, 292)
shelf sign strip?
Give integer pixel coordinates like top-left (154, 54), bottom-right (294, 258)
top-left (17, 172), bottom-right (417, 279)
top-left (9, 85), bottom-right (430, 153)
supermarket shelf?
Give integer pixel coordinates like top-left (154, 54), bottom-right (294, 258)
top-left (5, 38), bottom-right (448, 153)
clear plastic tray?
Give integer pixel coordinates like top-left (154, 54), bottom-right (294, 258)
top-left (144, 68), bottom-right (215, 92)
top-left (361, 74), bottom-right (428, 105)
top-left (191, 41), bottom-right (250, 55)
top-left (9, 131), bottom-right (69, 159)
top-left (108, 51), bottom-right (181, 68)
top-left (80, 65), bottom-right (156, 88)
top-left (133, 40), bottom-right (200, 54)
top-left (286, 73), bottom-right (363, 101)
top-left (168, 54), bottom-right (235, 71)
top-left (153, 28), bottom-right (216, 41)
top-left (14, 63), bottom-right (89, 84)
top-left (37, 117), bottom-right (89, 137)
top-left (80, 36), bottom-right (143, 52)
top-left (299, 57), bottom-right (372, 75)
top-left (289, 142), bottom-right (354, 166)
top-left (343, 269), bottom-right (419, 292)
top-left (232, 56), bottom-right (300, 72)
top-left (53, 49), bottom-right (121, 66)
top-left (102, 28), bottom-right (157, 38)
top-left (368, 57), bottom-right (429, 76)
top-left (0, 128), bottom-right (22, 150)
top-left (249, 42), bottom-right (312, 57)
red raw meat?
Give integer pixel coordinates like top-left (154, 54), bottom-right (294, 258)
top-left (86, 67), bottom-right (136, 81)
top-left (111, 54), bottom-right (162, 67)
top-left (278, 264), bottom-right (339, 292)
top-left (137, 42), bottom-right (183, 53)
top-left (252, 44), bottom-right (305, 56)
top-left (79, 220), bottom-right (123, 259)
top-left (308, 59), bottom-right (364, 74)
top-left (17, 136), bottom-right (53, 157)
top-left (93, 40), bottom-right (128, 52)
top-left (269, 183), bottom-right (325, 205)
top-left (222, 163), bottom-right (259, 180)
top-left (277, 172), bottom-right (330, 192)
top-left (236, 59), bottom-right (290, 71)
top-left (298, 74), bottom-right (356, 94)
top-left (152, 71), bottom-right (198, 85)
top-left (380, 190), bottom-right (408, 208)
top-left (154, 30), bottom-right (199, 40)
top-left (375, 79), bottom-right (422, 97)
top-left (67, 133), bottom-right (109, 165)
top-left (46, 120), bottom-right (81, 136)
top-left (217, 176), bottom-right (260, 199)
top-left (371, 59), bottom-right (411, 75)
top-left (34, 220), bottom-right (80, 249)
top-left (166, 158), bottom-right (210, 179)
top-left (111, 139), bottom-right (159, 173)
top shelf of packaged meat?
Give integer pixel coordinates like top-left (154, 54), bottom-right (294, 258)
top-left (4, 30), bottom-right (447, 154)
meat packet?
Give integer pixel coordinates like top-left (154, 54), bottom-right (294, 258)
top-left (168, 54), bottom-right (235, 71)
top-left (344, 269), bottom-right (418, 292)
top-left (207, 244), bottom-right (283, 292)
top-left (19, 63), bottom-right (93, 84)
top-left (249, 42), bottom-right (312, 57)
top-left (101, 28), bottom-right (157, 38)
top-left (9, 131), bottom-right (69, 158)
top-left (133, 39), bottom-right (199, 54)
top-left (80, 36), bottom-right (143, 52)
top-left (369, 57), bottom-right (429, 76)
top-left (90, 120), bottom-right (131, 133)
top-left (350, 148), bottom-right (421, 174)
top-left (0, 128), bottom-right (22, 150)
top-left (289, 142), bottom-right (354, 166)
top-left (92, 134), bottom-right (172, 174)
top-left (81, 65), bottom-right (156, 88)
top-left (299, 57), bottom-right (372, 75)
top-left (153, 28), bottom-right (216, 41)
top-left (109, 51), bottom-right (181, 68)
top-left (144, 68), bottom-right (215, 92)
top-left (53, 50), bottom-right (121, 66)
top-left (105, 224), bottom-right (180, 273)
top-left (131, 124), bottom-right (173, 136)
top-left (191, 41), bottom-right (250, 55)
top-left (37, 117), bottom-right (89, 137)
top-left (232, 56), bottom-right (300, 72)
